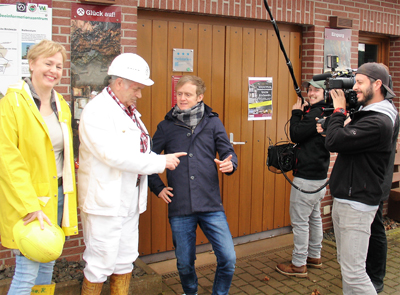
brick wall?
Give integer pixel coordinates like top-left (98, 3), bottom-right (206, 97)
top-left (1, 0), bottom-right (400, 266)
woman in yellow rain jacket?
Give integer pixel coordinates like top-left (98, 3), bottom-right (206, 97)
top-left (0, 40), bottom-right (78, 295)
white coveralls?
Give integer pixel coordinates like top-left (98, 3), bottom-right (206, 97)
top-left (78, 88), bottom-right (166, 282)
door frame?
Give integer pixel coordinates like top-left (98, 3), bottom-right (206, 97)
top-left (358, 32), bottom-right (390, 66)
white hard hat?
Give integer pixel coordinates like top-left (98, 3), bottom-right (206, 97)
top-left (108, 53), bottom-right (154, 86)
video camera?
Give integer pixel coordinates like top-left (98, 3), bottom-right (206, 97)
top-left (313, 71), bottom-right (358, 111)
top-left (312, 55), bottom-right (358, 113)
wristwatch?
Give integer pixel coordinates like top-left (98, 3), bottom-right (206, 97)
top-left (333, 108), bottom-right (347, 116)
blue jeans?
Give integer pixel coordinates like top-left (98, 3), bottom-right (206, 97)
top-left (290, 177), bottom-right (326, 267)
top-left (8, 185), bottom-right (64, 295)
top-left (170, 211), bottom-right (236, 295)
top-left (7, 256), bottom-right (55, 295)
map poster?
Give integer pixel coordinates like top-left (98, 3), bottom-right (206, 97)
top-left (0, 0), bottom-right (52, 97)
top-left (248, 77), bottom-right (273, 121)
top-left (70, 3), bottom-right (121, 157)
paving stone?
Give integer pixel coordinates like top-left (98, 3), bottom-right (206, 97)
top-left (168, 283), bottom-right (184, 293)
top-left (236, 261), bottom-right (251, 268)
top-left (385, 279), bottom-right (399, 288)
top-left (238, 283), bottom-right (261, 294)
top-left (382, 285), bottom-right (396, 294)
top-left (237, 272), bottom-right (258, 283)
top-left (248, 279), bottom-right (267, 288)
top-left (263, 278), bottom-right (284, 288)
top-left (270, 284), bottom-right (295, 294)
top-left (267, 270), bottom-right (289, 282)
top-left (319, 272), bottom-right (335, 281)
top-left (324, 266), bottom-right (341, 277)
top-left (198, 268), bottom-right (214, 276)
top-left (234, 267), bottom-right (245, 274)
top-left (260, 266), bottom-right (275, 275)
top-left (283, 277), bottom-right (304, 286)
top-left (326, 282), bottom-right (343, 294)
top-left (197, 277), bottom-right (213, 289)
top-left (163, 277), bottom-right (180, 286)
top-left (204, 273), bottom-right (215, 282)
top-left (285, 291), bottom-right (303, 295)
top-left (311, 285), bottom-right (330, 294)
top-left (257, 284), bottom-right (281, 294)
top-left (253, 273), bottom-right (270, 282)
top-left (297, 278), bottom-right (316, 287)
top-left (231, 274), bottom-right (241, 282)
top-left (231, 278), bottom-right (247, 287)
top-left (198, 285), bottom-right (211, 294)
top-left (308, 268), bottom-right (324, 276)
top-left (247, 260), bottom-right (268, 270)
top-left (162, 290), bottom-right (178, 295)
top-left (242, 265), bottom-right (263, 276)
top-left (390, 275), bottom-right (400, 283)
top-left (288, 284), bottom-right (313, 294)
top-left (324, 260), bottom-right (340, 269)
top-left (162, 282), bottom-right (175, 293)
top-left (228, 285), bottom-right (242, 294)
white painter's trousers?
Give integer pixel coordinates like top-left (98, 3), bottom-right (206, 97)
top-left (81, 191), bottom-right (140, 283)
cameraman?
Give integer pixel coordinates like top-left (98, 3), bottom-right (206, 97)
top-left (325, 62), bottom-right (398, 294)
top-left (276, 79), bottom-right (331, 277)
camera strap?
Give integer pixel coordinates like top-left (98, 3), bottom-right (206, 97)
top-left (278, 161), bottom-right (330, 194)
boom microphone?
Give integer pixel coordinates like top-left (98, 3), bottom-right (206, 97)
top-left (313, 73), bottom-right (332, 81)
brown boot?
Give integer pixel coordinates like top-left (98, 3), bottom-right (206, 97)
top-left (110, 272), bottom-right (132, 295)
top-left (276, 263), bottom-right (308, 277)
top-left (81, 276), bottom-right (103, 295)
top-left (306, 257), bottom-right (322, 269)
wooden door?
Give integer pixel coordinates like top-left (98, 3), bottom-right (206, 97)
top-left (137, 11), bottom-right (301, 256)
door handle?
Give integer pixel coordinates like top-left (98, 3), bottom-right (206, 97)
top-left (230, 133), bottom-right (246, 145)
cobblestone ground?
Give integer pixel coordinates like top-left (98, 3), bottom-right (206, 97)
top-left (161, 229), bottom-right (400, 295)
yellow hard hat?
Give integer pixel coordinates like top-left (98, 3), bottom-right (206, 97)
top-left (13, 219), bottom-right (65, 263)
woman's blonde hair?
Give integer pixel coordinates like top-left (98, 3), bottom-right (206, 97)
top-left (27, 40), bottom-right (67, 74)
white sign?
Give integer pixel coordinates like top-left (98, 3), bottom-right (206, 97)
top-left (173, 48), bottom-right (194, 72)
top-left (0, 0), bottom-right (52, 97)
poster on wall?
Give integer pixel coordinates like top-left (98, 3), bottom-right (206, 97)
top-left (70, 3), bottom-right (121, 157)
top-left (248, 77), bottom-right (273, 121)
top-left (324, 28), bottom-right (351, 73)
top-left (0, 0), bottom-right (52, 97)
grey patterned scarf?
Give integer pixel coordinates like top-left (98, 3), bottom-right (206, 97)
top-left (172, 102), bottom-right (205, 130)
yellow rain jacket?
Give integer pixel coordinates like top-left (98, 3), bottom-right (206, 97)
top-left (0, 80), bottom-right (78, 249)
